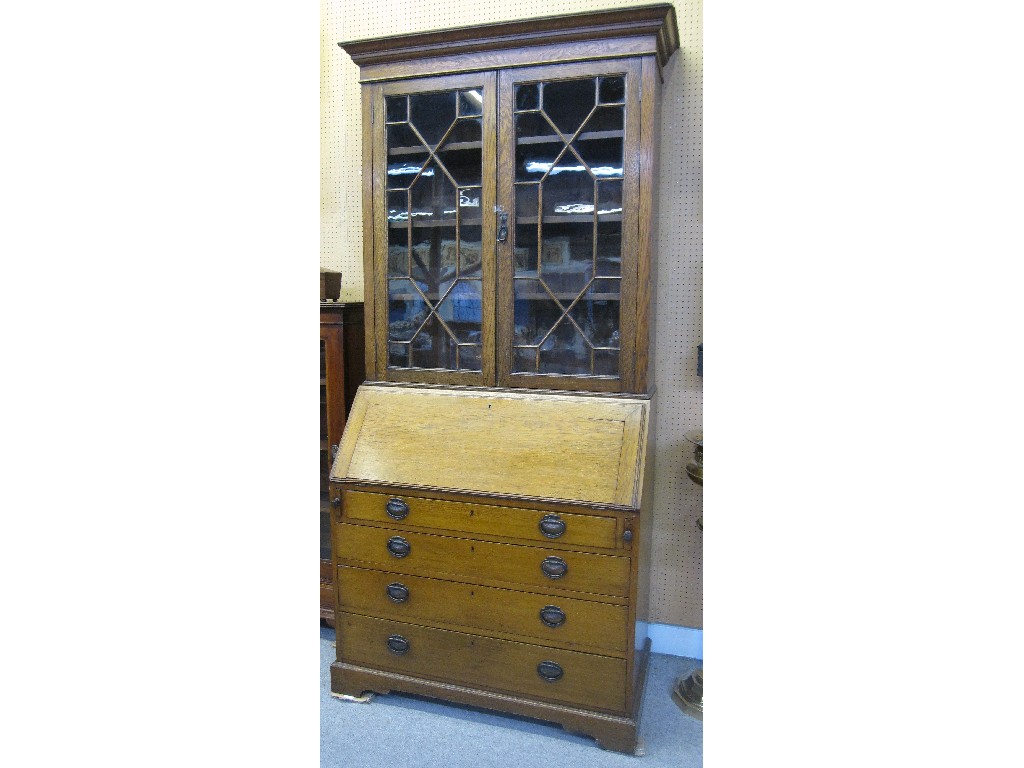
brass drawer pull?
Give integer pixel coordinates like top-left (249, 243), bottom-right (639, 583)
top-left (538, 514), bottom-right (566, 538)
top-left (386, 582), bottom-right (410, 603)
top-left (536, 660), bottom-right (563, 682)
top-left (386, 536), bottom-right (411, 558)
top-left (539, 605), bottom-right (566, 628)
top-left (386, 497), bottom-right (410, 520)
top-left (386, 634), bottom-right (410, 655)
top-left (540, 556), bottom-right (568, 579)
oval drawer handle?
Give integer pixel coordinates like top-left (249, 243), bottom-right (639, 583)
top-left (537, 660), bottom-right (563, 682)
top-left (386, 582), bottom-right (409, 603)
top-left (386, 536), bottom-right (411, 558)
top-left (386, 497), bottom-right (409, 520)
top-left (386, 634), bottom-right (410, 655)
top-left (539, 605), bottom-right (566, 628)
top-left (538, 514), bottom-right (566, 538)
top-left (540, 556), bottom-right (568, 579)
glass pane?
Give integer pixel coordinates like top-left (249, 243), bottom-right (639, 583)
top-left (569, 278), bottom-right (621, 349)
top-left (598, 76), bottom-right (625, 104)
top-left (384, 86), bottom-right (484, 374)
top-left (596, 220), bottom-right (622, 277)
top-left (540, 223), bottom-right (592, 296)
top-left (410, 161), bottom-right (457, 225)
top-left (515, 113), bottom-right (561, 181)
top-left (410, 314), bottom-right (457, 369)
top-left (459, 225), bottom-right (483, 276)
top-left (583, 104), bottom-right (624, 135)
top-left (388, 278), bottom-right (427, 342)
top-left (542, 166), bottom-right (594, 218)
top-left (514, 184), bottom-right (539, 276)
top-left (513, 346), bottom-right (538, 374)
top-left (515, 83), bottom-right (540, 111)
top-left (459, 344), bottom-right (482, 372)
top-left (506, 75), bottom-right (628, 381)
top-left (543, 78), bottom-right (596, 136)
top-left (437, 118), bottom-right (482, 187)
top-left (389, 342), bottom-right (411, 368)
top-left (514, 278), bottom-right (562, 346)
top-left (539, 320), bottom-right (590, 376)
top-left (594, 349), bottom-right (619, 376)
top-left (387, 189), bottom-right (409, 224)
top-left (459, 187), bottom-right (481, 213)
top-left (386, 95), bottom-right (408, 122)
top-left (574, 133), bottom-right (623, 178)
top-left (458, 90), bottom-right (483, 116)
top-left (387, 229), bottom-right (408, 278)
top-left (436, 278), bottom-right (482, 342)
top-left (386, 123), bottom-right (429, 189)
top-left (597, 179), bottom-right (623, 216)
top-left (409, 91), bottom-right (457, 147)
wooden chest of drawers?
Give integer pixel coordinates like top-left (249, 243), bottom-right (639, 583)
top-left (329, 384), bottom-right (654, 753)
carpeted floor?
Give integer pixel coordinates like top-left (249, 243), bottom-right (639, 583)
top-left (321, 626), bottom-right (702, 767)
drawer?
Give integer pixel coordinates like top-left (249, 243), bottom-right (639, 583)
top-left (337, 612), bottom-right (627, 713)
top-left (337, 565), bottom-right (628, 655)
top-left (335, 522), bottom-right (631, 598)
top-left (343, 490), bottom-right (618, 550)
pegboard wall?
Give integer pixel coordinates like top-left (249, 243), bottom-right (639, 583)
top-left (321, 0), bottom-right (703, 628)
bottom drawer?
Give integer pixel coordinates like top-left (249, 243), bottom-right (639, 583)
top-left (337, 612), bottom-right (627, 713)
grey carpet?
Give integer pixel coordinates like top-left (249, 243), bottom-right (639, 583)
top-left (321, 626), bottom-right (702, 766)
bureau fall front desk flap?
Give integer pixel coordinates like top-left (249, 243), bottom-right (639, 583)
top-left (328, 383), bottom-right (654, 752)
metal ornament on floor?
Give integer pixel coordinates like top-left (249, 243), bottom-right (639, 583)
top-left (673, 429), bottom-right (703, 719)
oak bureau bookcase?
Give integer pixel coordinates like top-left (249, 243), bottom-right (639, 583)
top-left (330, 4), bottom-right (678, 753)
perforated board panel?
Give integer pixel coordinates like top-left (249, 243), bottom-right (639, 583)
top-left (321, 0), bottom-right (703, 628)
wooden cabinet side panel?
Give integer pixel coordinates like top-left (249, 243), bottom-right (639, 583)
top-left (361, 85), bottom-right (378, 378)
top-left (635, 56), bottom-right (660, 393)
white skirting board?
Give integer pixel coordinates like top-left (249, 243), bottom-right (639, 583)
top-left (637, 622), bottom-right (703, 660)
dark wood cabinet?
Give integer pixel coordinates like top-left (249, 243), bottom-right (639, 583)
top-left (331, 4), bottom-right (677, 753)
top-left (320, 302), bottom-right (365, 625)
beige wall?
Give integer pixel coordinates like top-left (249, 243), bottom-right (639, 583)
top-left (321, 0), bottom-right (703, 628)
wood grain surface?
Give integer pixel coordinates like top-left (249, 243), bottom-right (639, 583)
top-left (337, 564), bottom-right (629, 654)
top-left (335, 522), bottom-right (631, 598)
top-left (336, 612), bottom-right (628, 713)
top-left (342, 490), bottom-right (619, 549)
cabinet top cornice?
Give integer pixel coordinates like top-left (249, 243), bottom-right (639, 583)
top-left (338, 4), bottom-right (679, 71)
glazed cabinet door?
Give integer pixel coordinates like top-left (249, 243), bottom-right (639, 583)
top-left (372, 73), bottom-right (497, 385)
top-left (496, 60), bottom-right (642, 392)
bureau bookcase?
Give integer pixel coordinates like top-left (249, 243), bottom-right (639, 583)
top-left (331, 4), bottom-right (678, 753)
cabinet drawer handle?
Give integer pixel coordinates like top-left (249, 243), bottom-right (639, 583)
top-left (386, 634), bottom-right (410, 655)
top-left (538, 514), bottom-right (566, 538)
top-left (540, 556), bottom-right (568, 579)
top-left (386, 582), bottom-right (409, 603)
top-left (386, 536), bottom-right (411, 558)
top-left (537, 660), bottom-right (563, 682)
top-left (385, 498), bottom-right (410, 520)
top-left (539, 605), bottom-right (566, 628)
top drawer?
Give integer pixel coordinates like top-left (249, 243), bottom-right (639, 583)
top-left (342, 490), bottom-right (618, 550)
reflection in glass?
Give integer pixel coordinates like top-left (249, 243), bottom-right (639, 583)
top-left (596, 221), bottom-right (622, 277)
top-left (458, 90), bottom-right (483, 117)
top-left (409, 91), bottom-right (457, 146)
top-left (515, 83), bottom-right (540, 111)
top-left (386, 95), bottom-right (408, 122)
top-left (543, 79), bottom-right (595, 135)
top-left (437, 118), bottom-right (482, 187)
top-left (598, 76), bottom-right (625, 104)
